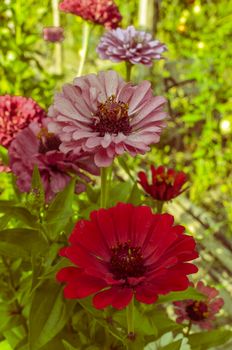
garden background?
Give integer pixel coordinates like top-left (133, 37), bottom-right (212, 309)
top-left (0, 0), bottom-right (232, 349)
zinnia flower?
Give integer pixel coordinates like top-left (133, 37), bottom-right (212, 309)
top-left (9, 121), bottom-right (99, 201)
top-left (97, 26), bottom-right (167, 66)
top-left (43, 26), bottom-right (64, 42)
top-left (138, 165), bottom-right (187, 201)
top-left (0, 95), bottom-right (46, 148)
top-left (57, 203), bottom-right (198, 310)
top-left (59, 0), bottom-right (122, 29)
top-left (173, 281), bottom-right (224, 330)
top-left (48, 70), bottom-right (167, 167)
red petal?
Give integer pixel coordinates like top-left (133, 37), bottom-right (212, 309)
top-left (63, 275), bottom-right (107, 299)
top-left (135, 286), bottom-right (158, 304)
top-left (56, 266), bottom-right (82, 283)
top-left (93, 288), bottom-right (116, 309)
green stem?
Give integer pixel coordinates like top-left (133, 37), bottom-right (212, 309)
top-left (156, 201), bottom-right (164, 214)
top-left (185, 320), bottom-right (192, 336)
top-left (125, 61), bottom-right (133, 82)
top-left (77, 21), bottom-right (90, 76)
top-left (52, 0), bottom-right (62, 75)
top-left (126, 297), bottom-right (135, 335)
top-left (100, 167), bottom-right (108, 208)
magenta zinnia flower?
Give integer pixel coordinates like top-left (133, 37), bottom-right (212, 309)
top-left (57, 203), bottom-right (198, 310)
top-left (138, 165), bottom-right (188, 201)
top-left (0, 95), bottom-right (46, 148)
top-left (59, 0), bottom-right (122, 29)
top-left (9, 121), bottom-right (99, 201)
top-left (97, 26), bottom-right (167, 66)
top-left (48, 70), bottom-right (167, 167)
top-left (43, 27), bottom-right (64, 42)
top-left (173, 281), bottom-right (224, 330)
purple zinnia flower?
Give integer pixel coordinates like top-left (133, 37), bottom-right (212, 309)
top-left (43, 27), bottom-right (64, 43)
top-left (97, 26), bottom-right (167, 66)
top-left (9, 121), bottom-right (99, 201)
top-left (48, 70), bottom-right (167, 167)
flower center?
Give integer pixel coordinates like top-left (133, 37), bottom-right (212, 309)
top-left (156, 173), bottom-right (175, 186)
top-left (186, 301), bottom-right (209, 321)
top-left (92, 95), bottom-right (132, 136)
top-left (110, 242), bottom-right (146, 280)
top-left (38, 128), bottom-right (61, 154)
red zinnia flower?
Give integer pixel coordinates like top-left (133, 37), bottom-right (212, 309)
top-left (57, 203), bottom-right (198, 310)
top-left (0, 95), bottom-right (46, 148)
top-left (59, 0), bottom-right (122, 29)
top-left (173, 281), bottom-right (224, 330)
top-left (138, 165), bottom-right (187, 201)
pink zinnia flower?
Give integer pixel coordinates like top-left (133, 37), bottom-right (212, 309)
top-left (48, 70), bottom-right (167, 167)
top-left (59, 0), bottom-right (122, 29)
top-left (138, 165), bottom-right (187, 201)
top-left (57, 203), bottom-right (198, 310)
top-left (0, 95), bottom-right (46, 148)
top-left (173, 281), bottom-right (224, 330)
top-left (9, 121), bottom-right (99, 202)
top-left (43, 26), bottom-right (64, 42)
top-left (97, 26), bottom-right (167, 66)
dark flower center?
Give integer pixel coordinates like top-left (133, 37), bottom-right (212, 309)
top-left (110, 242), bottom-right (146, 280)
top-left (186, 301), bottom-right (209, 321)
top-left (38, 129), bottom-right (61, 154)
top-left (92, 95), bottom-right (132, 136)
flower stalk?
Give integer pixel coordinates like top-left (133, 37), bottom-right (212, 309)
top-left (100, 167), bottom-right (109, 208)
top-left (77, 21), bottom-right (91, 77)
top-left (126, 297), bottom-right (135, 336)
top-left (52, 0), bottom-right (63, 75)
top-left (126, 61), bottom-right (133, 82)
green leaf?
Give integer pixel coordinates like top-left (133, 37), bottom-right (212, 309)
top-left (31, 165), bottom-right (45, 202)
top-left (127, 182), bottom-right (142, 205)
top-left (0, 228), bottom-right (48, 258)
top-left (188, 329), bottom-right (232, 350)
top-left (0, 203), bottom-right (38, 227)
top-left (45, 179), bottom-right (75, 240)
top-left (157, 287), bottom-right (205, 304)
top-left (62, 340), bottom-right (77, 350)
top-left (108, 182), bottom-right (133, 206)
top-left (160, 339), bottom-right (182, 350)
top-left (29, 280), bottom-right (76, 350)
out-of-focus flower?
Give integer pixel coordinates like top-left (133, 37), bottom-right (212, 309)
top-left (138, 165), bottom-right (187, 201)
top-left (97, 26), bottom-right (167, 66)
top-left (9, 121), bottom-right (99, 202)
top-left (57, 202), bottom-right (198, 310)
top-left (173, 281), bottom-right (224, 330)
top-left (59, 0), bottom-right (122, 29)
top-left (0, 160), bottom-right (10, 173)
top-left (0, 95), bottom-right (46, 148)
top-left (48, 70), bottom-right (167, 167)
top-left (43, 26), bottom-right (64, 42)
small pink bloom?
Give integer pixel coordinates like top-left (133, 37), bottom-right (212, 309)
top-left (0, 95), bottom-right (46, 148)
top-left (48, 70), bottom-right (167, 167)
top-left (43, 26), bottom-right (64, 42)
top-left (59, 0), bottom-right (122, 29)
top-left (97, 26), bottom-right (167, 66)
top-left (9, 121), bottom-right (99, 202)
top-left (0, 161), bottom-right (10, 173)
top-left (173, 281), bottom-right (224, 330)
